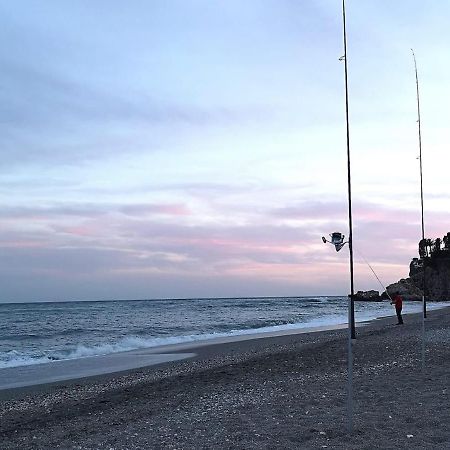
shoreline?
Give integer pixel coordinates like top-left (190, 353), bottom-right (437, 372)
top-left (1, 306), bottom-right (449, 449)
top-left (0, 322), bottom-right (352, 397)
top-left (1, 304), bottom-right (449, 394)
top-left (3, 299), bottom-right (447, 380)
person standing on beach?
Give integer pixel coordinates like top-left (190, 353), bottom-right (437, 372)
top-left (391, 294), bottom-right (403, 325)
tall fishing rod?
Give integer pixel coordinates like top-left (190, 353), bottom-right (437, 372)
top-left (342, 0), bottom-right (354, 434)
top-left (411, 49), bottom-right (426, 374)
top-left (342, 1), bottom-right (356, 342)
top-left (411, 49), bottom-right (426, 320)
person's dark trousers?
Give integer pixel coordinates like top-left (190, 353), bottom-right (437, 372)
top-left (396, 307), bottom-right (404, 324)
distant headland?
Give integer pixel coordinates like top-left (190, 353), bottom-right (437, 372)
top-left (354, 232), bottom-right (450, 302)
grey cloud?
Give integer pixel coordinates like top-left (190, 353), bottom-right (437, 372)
top-left (0, 202), bottom-right (189, 220)
top-left (270, 200), bottom-right (348, 220)
top-left (0, 269), bottom-right (344, 303)
top-left (119, 204), bottom-right (189, 217)
top-left (0, 246), bottom-right (128, 275)
top-left (113, 219), bottom-right (313, 245)
top-left (0, 62), bottom-right (251, 128)
top-left (0, 177), bottom-right (80, 191)
top-left (0, 205), bottom-right (106, 220)
top-left (0, 61), bottom-right (273, 169)
top-left (271, 199), bottom-right (424, 224)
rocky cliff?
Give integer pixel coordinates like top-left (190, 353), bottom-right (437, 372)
top-left (383, 278), bottom-right (423, 301)
top-left (384, 232), bottom-right (450, 301)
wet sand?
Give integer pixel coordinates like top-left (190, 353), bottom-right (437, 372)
top-left (0, 323), bottom-right (348, 392)
top-left (1, 307), bottom-right (449, 449)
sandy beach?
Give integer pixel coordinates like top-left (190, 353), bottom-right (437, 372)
top-left (1, 306), bottom-right (449, 449)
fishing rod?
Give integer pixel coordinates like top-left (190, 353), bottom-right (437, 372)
top-left (411, 48), bottom-right (426, 373)
top-left (411, 49), bottom-right (426, 321)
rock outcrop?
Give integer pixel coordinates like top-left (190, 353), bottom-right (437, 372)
top-left (382, 278), bottom-right (422, 301)
top-left (409, 256), bottom-right (450, 301)
top-left (383, 232), bottom-right (450, 301)
top-left (353, 290), bottom-right (382, 301)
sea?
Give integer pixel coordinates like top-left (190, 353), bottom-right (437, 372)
top-left (1, 296), bottom-right (448, 370)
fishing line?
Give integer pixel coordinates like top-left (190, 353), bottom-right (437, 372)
top-left (321, 234), bottom-right (393, 301)
top-left (354, 249), bottom-right (393, 302)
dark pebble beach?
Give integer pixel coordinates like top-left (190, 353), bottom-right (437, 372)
top-left (1, 307), bottom-right (449, 449)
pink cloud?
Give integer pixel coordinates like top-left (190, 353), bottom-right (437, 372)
top-left (2, 196), bottom-right (449, 300)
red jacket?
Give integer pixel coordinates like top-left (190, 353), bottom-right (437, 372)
top-left (392, 295), bottom-right (403, 309)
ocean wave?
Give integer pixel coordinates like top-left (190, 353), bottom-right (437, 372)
top-left (2, 301), bottom-right (449, 370)
top-left (0, 350), bottom-right (52, 368)
top-left (0, 316), bottom-right (350, 369)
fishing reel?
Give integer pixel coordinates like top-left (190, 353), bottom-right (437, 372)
top-left (322, 232), bottom-right (348, 252)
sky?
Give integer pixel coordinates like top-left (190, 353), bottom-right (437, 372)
top-left (1, 1), bottom-right (450, 302)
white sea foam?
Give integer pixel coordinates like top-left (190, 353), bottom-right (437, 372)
top-left (1, 350), bottom-right (51, 369)
top-left (2, 321), bottom-right (344, 369)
